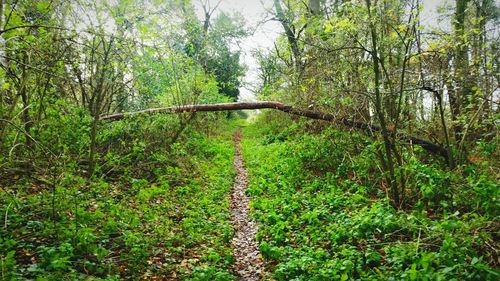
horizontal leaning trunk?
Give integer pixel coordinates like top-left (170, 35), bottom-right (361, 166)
top-left (100, 101), bottom-right (449, 159)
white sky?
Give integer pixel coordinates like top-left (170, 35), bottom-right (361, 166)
top-left (193, 0), bottom-right (452, 101)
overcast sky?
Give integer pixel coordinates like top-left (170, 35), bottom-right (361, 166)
top-left (194, 0), bottom-right (449, 101)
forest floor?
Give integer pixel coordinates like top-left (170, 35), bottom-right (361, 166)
top-left (1, 116), bottom-right (498, 280)
top-left (229, 130), bottom-right (265, 280)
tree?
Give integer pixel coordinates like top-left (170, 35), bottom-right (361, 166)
top-left (181, 1), bottom-right (247, 101)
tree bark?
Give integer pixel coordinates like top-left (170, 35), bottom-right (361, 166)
top-left (100, 101), bottom-right (449, 160)
top-left (365, 0), bottom-right (400, 206)
top-left (451, 0), bottom-right (470, 155)
top-left (273, 0), bottom-right (302, 71)
top-left (20, 54), bottom-right (31, 148)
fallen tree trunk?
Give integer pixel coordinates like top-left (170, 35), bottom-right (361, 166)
top-left (99, 102), bottom-right (290, 121)
top-left (100, 101), bottom-right (448, 159)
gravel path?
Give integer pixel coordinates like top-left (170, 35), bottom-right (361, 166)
top-left (230, 131), bottom-right (265, 280)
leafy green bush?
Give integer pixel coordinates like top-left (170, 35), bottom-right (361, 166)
top-left (242, 115), bottom-right (499, 280)
top-left (0, 117), bottom-right (239, 279)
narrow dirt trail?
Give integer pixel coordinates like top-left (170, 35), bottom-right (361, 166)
top-left (230, 130), bottom-right (265, 280)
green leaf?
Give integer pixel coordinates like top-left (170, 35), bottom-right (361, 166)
top-left (325, 23), bottom-right (332, 33)
top-left (36, 1), bottom-right (50, 12)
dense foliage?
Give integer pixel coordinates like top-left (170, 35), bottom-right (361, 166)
top-left (0, 0), bottom-right (498, 280)
top-left (1, 116), bottom-right (240, 279)
top-left (243, 113), bottom-right (498, 280)
top-left (0, 0), bottom-right (246, 279)
top-left (260, 0), bottom-right (499, 207)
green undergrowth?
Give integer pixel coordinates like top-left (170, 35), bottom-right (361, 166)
top-left (241, 112), bottom-right (499, 281)
top-left (1, 115), bottom-right (244, 280)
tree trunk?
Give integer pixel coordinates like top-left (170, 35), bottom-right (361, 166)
top-left (273, 0), bottom-right (301, 71)
top-left (100, 101), bottom-right (449, 160)
top-left (452, 0), bottom-right (470, 159)
top-left (365, 0), bottom-right (400, 207)
top-left (20, 54), bottom-right (31, 148)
